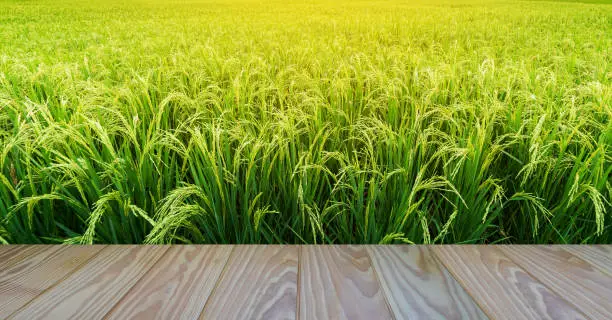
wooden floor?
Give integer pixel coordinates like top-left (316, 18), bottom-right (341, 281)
top-left (0, 246), bottom-right (610, 320)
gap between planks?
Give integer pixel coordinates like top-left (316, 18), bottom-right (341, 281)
top-left (367, 246), bottom-right (487, 320)
top-left (429, 248), bottom-right (493, 320)
top-left (100, 246), bottom-right (175, 319)
top-left (104, 245), bottom-right (234, 320)
top-left (9, 246), bottom-right (168, 320)
top-left (366, 247), bottom-right (397, 320)
top-left (432, 246), bottom-right (588, 320)
top-left (496, 246), bottom-right (591, 319)
top-left (295, 245), bottom-right (302, 320)
top-left (201, 245), bottom-right (299, 319)
top-left (500, 245), bottom-right (612, 319)
top-left (196, 245), bottom-right (236, 319)
top-left (4, 245), bottom-right (108, 319)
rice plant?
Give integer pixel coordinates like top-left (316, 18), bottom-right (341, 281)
top-left (0, 0), bottom-right (610, 244)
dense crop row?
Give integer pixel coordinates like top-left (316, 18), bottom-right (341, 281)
top-left (0, 0), bottom-right (610, 244)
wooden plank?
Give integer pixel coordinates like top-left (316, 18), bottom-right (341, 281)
top-left (0, 247), bottom-right (64, 277)
top-left (300, 245), bottom-right (392, 320)
top-left (0, 245), bottom-right (104, 318)
top-left (201, 245), bottom-right (298, 320)
top-left (0, 246), bottom-right (54, 269)
top-left (0, 245), bottom-right (25, 267)
top-left (10, 245), bottom-right (167, 320)
top-left (560, 245), bottom-right (612, 276)
top-left (500, 245), bottom-right (612, 320)
top-left (0, 245), bottom-right (16, 252)
top-left (367, 246), bottom-right (487, 320)
top-left (106, 245), bottom-right (232, 320)
top-left (433, 246), bottom-right (586, 320)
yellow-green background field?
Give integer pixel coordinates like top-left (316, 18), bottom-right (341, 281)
top-left (0, 0), bottom-right (610, 244)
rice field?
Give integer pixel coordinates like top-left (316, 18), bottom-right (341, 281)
top-left (0, 0), bottom-right (610, 244)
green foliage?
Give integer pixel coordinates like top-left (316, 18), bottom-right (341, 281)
top-left (0, 0), bottom-right (610, 244)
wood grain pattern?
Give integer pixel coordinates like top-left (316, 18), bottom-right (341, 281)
top-left (0, 245), bottom-right (16, 253)
top-left (0, 246), bottom-right (53, 269)
top-left (500, 245), bottom-right (612, 320)
top-left (0, 245), bottom-right (22, 260)
top-left (433, 246), bottom-right (585, 320)
top-left (300, 245), bottom-right (392, 320)
top-left (0, 247), bottom-right (65, 276)
top-left (0, 245), bottom-right (25, 268)
top-left (0, 245), bottom-right (104, 319)
top-left (2, 245), bottom-right (610, 320)
top-left (561, 245), bottom-right (612, 276)
top-left (10, 245), bottom-right (167, 320)
top-left (106, 245), bottom-right (232, 320)
top-left (367, 245), bottom-right (487, 320)
top-left (201, 245), bottom-right (298, 320)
